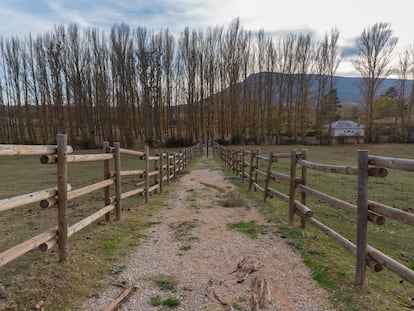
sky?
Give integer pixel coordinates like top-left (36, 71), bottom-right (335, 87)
top-left (0, 0), bottom-right (412, 77)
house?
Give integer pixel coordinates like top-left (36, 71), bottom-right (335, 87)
top-left (329, 120), bottom-right (364, 137)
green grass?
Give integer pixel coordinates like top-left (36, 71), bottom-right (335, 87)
top-left (150, 274), bottom-right (177, 291)
top-left (217, 144), bottom-right (414, 311)
top-left (228, 220), bottom-right (267, 238)
top-left (150, 295), bottom-right (181, 308)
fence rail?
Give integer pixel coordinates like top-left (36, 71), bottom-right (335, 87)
top-left (0, 134), bottom-right (199, 267)
top-left (215, 143), bottom-right (414, 286)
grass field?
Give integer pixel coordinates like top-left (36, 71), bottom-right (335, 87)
top-left (0, 143), bottom-right (413, 310)
top-left (221, 143), bottom-right (414, 311)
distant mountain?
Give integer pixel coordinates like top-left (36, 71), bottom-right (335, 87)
top-left (332, 75), bottom-right (406, 104)
top-left (241, 72), bottom-right (410, 105)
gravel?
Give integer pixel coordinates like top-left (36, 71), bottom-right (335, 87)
top-left (82, 157), bottom-right (335, 311)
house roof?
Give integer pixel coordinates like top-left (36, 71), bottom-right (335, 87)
top-left (331, 120), bottom-right (364, 129)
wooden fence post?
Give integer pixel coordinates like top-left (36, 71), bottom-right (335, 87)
top-left (254, 149), bottom-right (260, 192)
top-left (159, 151), bottom-right (164, 193)
top-left (154, 152), bottom-right (159, 194)
top-left (241, 149), bottom-right (245, 182)
top-left (173, 153), bottom-right (177, 180)
top-left (166, 152), bottom-right (170, 185)
top-left (248, 150), bottom-right (255, 191)
top-left (288, 149), bottom-right (297, 227)
top-left (263, 151), bottom-right (273, 202)
top-left (114, 142), bottom-right (122, 221)
top-left (144, 146), bottom-right (150, 203)
top-left (57, 134), bottom-right (69, 262)
top-left (300, 149), bottom-right (308, 228)
top-left (103, 141), bottom-right (111, 222)
top-left (356, 150), bottom-right (369, 286)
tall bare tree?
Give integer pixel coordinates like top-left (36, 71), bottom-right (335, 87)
top-left (352, 22), bottom-right (397, 142)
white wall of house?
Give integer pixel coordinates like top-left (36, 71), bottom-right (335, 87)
top-left (330, 121), bottom-right (364, 137)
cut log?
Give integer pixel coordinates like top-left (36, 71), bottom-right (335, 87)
top-left (102, 284), bottom-right (137, 311)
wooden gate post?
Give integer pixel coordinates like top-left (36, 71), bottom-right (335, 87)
top-left (288, 149), bottom-right (297, 227)
top-left (356, 150), bottom-right (369, 286)
top-left (114, 142), bottom-right (122, 220)
top-left (57, 134), bottom-right (68, 262)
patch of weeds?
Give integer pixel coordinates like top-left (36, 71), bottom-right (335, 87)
top-left (220, 191), bottom-right (245, 208)
top-left (162, 298), bottom-right (181, 308)
top-left (144, 221), bottom-right (161, 228)
top-left (227, 221), bottom-right (266, 238)
top-left (232, 302), bottom-right (243, 310)
top-left (287, 241), bottom-right (303, 251)
top-left (151, 274), bottom-right (177, 291)
top-left (170, 220), bottom-right (198, 241)
top-left (110, 266), bottom-right (124, 276)
top-left (179, 244), bottom-right (192, 252)
top-left (98, 236), bottom-right (121, 255)
top-left (150, 295), bottom-right (162, 306)
top-left (189, 203), bottom-right (200, 210)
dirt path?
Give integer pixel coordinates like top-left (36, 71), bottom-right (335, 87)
top-left (84, 156), bottom-right (334, 310)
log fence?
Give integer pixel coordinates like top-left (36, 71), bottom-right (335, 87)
top-left (0, 134), bottom-right (199, 267)
top-left (215, 143), bottom-right (414, 286)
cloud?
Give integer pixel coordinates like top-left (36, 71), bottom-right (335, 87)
top-left (341, 44), bottom-right (359, 59)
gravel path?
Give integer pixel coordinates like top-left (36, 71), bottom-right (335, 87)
top-left (83, 156), bottom-right (334, 310)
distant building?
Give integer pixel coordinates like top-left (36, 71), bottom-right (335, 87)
top-left (329, 120), bottom-right (364, 137)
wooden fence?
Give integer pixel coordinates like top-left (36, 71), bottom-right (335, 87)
top-left (0, 134), bottom-right (199, 267)
top-left (215, 143), bottom-right (414, 286)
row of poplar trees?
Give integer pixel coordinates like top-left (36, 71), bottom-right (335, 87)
top-left (0, 18), bottom-right (411, 146)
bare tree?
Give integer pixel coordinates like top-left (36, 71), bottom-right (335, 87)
top-left (315, 28), bottom-right (340, 144)
top-left (352, 22), bottom-right (397, 142)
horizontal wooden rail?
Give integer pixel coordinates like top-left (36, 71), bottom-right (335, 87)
top-left (294, 200), bottom-right (313, 218)
top-left (273, 152), bottom-right (291, 159)
top-left (0, 227), bottom-right (58, 267)
top-left (268, 187), bottom-right (290, 202)
top-left (0, 144), bottom-right (73, 156)
top-left (67, 180), bottom-right (114, 201)
top-left (270, 170), bottom-right (290, 182)
top-left (254, 168), bottom-right (267, 176)
top-left (140, 155), bottom-right (160, 161)
top-left (367, 245), bottom-right (414, 284)
top-left (0, 185), bottom-right (71, 212)
top-left (121, 188), bottom-right (145, 200)
top-left (68, 204), bottom-right (115, 237)
top-left (297, 184), bottom-right (385, 225)
top-left (119, 148), bottom-right (145, 157)
top-left (119, 169), bottom-right (145, 177)
top-left (298, 159), bottom-right (387, 177)
top-left (297, 159), bottom-right (358, 175)
top-left (368, 200), bottom-right (414, 227)
top-left (369, 155), bottom-right (414, 172)
top-left (255, 155), bottom-right (269, 161)
top-left (148, 184), bottom-right (160, 193)
top-left (253, 182), bottom-right (264, 192)
top-left (307, 217), bottom-right (382, 272)
top-left (41, 153), bottom-right (114, 164)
